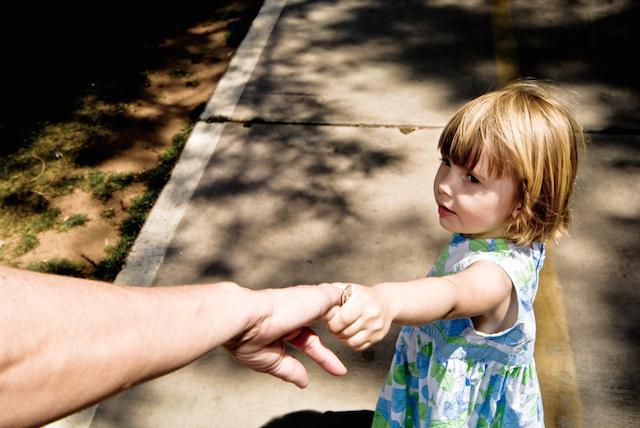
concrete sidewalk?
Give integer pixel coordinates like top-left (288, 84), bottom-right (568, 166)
top-left (56, 1), bottom-right (639, 427)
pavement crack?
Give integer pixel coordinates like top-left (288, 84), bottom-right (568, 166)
top-left (203, 116), bottom-right (443, 131)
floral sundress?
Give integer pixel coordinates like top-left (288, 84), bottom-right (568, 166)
top-left (373, 233), bottom-right (545, 427)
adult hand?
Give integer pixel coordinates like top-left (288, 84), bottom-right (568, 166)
top-left (224, 284), bottom-right (347, 388)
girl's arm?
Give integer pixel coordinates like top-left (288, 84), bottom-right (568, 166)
top-left (325, 261), bottom-right (513, 351)
top-left (0, 266), bottom-right (346, 427)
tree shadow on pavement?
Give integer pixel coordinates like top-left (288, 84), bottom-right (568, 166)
top-left (554, 133), bottom-right (640, 422)
top-left (237, 0), bottom-right (639, 131)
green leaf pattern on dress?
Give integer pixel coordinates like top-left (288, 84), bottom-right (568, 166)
top-left (372, 234), bottom-right (546, 427)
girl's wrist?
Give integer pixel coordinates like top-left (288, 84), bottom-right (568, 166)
top-left (372, 282), bottom-right (402, 323)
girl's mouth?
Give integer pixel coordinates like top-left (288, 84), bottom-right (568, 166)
top-left (438, 205), bottom-right (455, 218)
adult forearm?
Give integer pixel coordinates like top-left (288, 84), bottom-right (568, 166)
top-left (0, 267), bottom-right (256, 427)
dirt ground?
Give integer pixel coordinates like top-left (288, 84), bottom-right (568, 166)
top-left (0, 1), bottom-right (263, 278)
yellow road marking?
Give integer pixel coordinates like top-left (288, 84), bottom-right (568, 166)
top-left (490, 0), bottom-right (520, 85)
top-left (535, 247), bottom-right (583, 427)
top-left (488, 4), bottom-right (582, 421)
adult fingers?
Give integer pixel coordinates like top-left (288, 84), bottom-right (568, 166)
top-left (268, 284), bottom-right (343, 333)
top-left (267, 353), bottom-right (310, 389)
top-left (288, 327), bottom-right (347, 377)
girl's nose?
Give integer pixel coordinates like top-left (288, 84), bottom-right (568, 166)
top-left (437, 168), bottom-right (454, 196)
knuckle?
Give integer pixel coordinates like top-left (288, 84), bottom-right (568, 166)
top-left (327, 321), bottom-right (340, 334)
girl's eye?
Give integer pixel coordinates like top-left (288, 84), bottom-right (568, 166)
top-left (465, 173), bottom-right (480, 184)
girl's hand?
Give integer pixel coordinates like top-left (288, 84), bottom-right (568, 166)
top-left (324, 283), bottom-right (394, 351)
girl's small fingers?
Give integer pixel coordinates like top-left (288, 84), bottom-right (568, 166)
top-left (354, 341), bottom-right (372, 352)
top-left (339, 316), bottom-right (366, 338)
top-left (326, 309), bottom-right (349, 334)
top-left (323, 305), bottom-right (340, 322)
top-left (326, 303), bottom-right (361, 334)
top-left (345, 330), bottom-right (372, 350)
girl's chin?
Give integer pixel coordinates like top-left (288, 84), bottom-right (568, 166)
top-left (438, 218), bottom-right (458, 233)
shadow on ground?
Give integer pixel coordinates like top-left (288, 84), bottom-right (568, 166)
top-left (262, 409), bottom-right (374, 428)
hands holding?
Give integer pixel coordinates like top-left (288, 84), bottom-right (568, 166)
top-left (324, 283), bottom-right (394, 351)
top-left (227, 280), bottom-right (396, 387)
top-left (224, 284), bottom-right (348, 388)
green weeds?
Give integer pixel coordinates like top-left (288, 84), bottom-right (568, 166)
top-left (88, 171), bottom-right (136, 202)
top-left (28, 258), bottom-right (85, 277)
top-left (14, 234), bottom-right (39, 256)
top-left (93, 124), bottom-right (192, 281)
top-left (59, 214), bottom-right (89, 231)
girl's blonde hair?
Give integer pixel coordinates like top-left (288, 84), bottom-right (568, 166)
top-left (438, 81), bottom-right (584, 245)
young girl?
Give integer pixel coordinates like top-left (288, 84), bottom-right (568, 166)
top-left (324, 81), bottom-right (583, 427)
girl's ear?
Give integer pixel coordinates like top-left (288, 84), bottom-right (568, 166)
top-left (511, 201), bottom-right (522, 219)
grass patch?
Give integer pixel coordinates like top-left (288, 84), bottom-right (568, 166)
top-left (28, 258), bottom-right (85, 277)
top-left (49, 174), bottom-right (84, 197)
top-left (100, 208), bottom-right (116, 220)
top-left (14, 234), bottom-right (39, 256)
top-left (88, 171), bottom-right (136, 202)
top-left (27, 208), bottom-right (62, 233)
top-left (93, 124), bottom-right (192, 281)
top-left (0, 118), bottom-right (119, 251)
top-left (59, 214), bottom-right (89, 231)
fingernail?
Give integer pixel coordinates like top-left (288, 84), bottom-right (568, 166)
top-left (340, 284), bottom-right (352, 306)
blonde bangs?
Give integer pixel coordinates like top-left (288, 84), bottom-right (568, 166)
top-left (438, 94), bottom-right (518, 180)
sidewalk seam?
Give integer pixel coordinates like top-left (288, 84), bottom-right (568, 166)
top-left (207, 116), bottom-right (446, 130)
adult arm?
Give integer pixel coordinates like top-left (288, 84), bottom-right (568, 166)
top-left (0, 266), bottom-right (345, 427)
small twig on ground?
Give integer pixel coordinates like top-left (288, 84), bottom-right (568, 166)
top-left (27, 155), bottom-right (47, 183)
top-left (80, 253), bottom-right (99, 267)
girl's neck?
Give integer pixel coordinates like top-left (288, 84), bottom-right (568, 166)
top-left (461, 227), bottom-right (509, 241)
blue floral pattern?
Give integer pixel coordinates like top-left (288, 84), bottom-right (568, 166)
top-left (373, 234), bottom-right (546, 427)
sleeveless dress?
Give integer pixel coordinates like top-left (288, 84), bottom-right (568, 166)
top-left (372, 233), bottom-right (546, 427)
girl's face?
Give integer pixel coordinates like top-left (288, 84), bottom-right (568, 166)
top-left (433, 153), bottom-right (520, 239)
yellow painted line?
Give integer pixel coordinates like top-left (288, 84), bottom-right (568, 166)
top-left (490, 0), bottom-right (520, 85)
top-left (535, 247), bottom-right (583, 427)
top-left (488, 4), bottom-right (581, 419)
